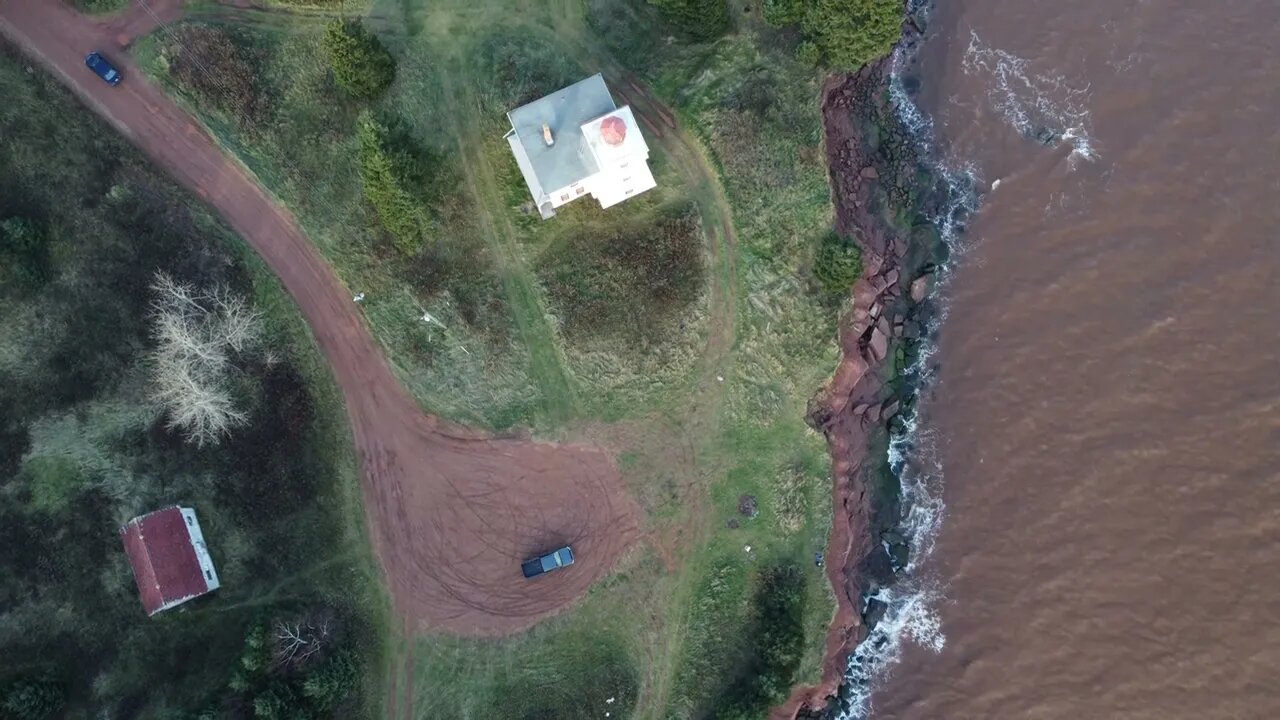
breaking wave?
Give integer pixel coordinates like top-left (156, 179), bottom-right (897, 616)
top-left (962, 29), bottom-right (1098, 163)
top-left (833, 3), bottom-right (980, 717)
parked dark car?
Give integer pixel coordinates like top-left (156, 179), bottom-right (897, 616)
top-left (85, 51), bottom-right (121, 86)
top-left (521, 546), bottom-right (574, 578)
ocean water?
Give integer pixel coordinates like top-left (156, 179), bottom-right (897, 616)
top-left (850, 0), bottom-right (1280, 718)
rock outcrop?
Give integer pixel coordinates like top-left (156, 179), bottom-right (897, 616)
top-left (773, 15), bottom-right (941, 719)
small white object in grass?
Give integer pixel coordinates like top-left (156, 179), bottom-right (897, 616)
top-left (606, 698), bottom-right (615, 704)
top-left (353, 292), bottom-right (366, 303)
top-left (716, 375), bottom-right (724, 382)
top-left (744, 545), bottom-right (752, 553)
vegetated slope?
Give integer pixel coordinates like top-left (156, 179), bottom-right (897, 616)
top-left (0, 41), bottom-right (386, 718)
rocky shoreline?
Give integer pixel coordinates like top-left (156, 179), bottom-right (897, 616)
top-left (773, 11), bottom-right (952, 718)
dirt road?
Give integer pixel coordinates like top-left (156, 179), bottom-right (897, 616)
top-left (0, 0), bottom-right (640, 636)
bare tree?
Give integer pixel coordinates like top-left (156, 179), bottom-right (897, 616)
top-left (272, 613), bottom-right (335, 669)
top-left (148, 272), bottom-right (263, 447)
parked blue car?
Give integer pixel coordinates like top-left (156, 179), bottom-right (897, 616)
top-left (521, 546), bottom-right (574, 578)
top-left (85, 51), bottom-right (121, 86)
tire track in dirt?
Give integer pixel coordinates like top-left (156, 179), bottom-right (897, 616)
top-left (0, 0), bottom-right (641, 637)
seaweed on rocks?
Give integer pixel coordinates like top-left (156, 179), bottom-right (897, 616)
top-left (775, 3), bottom-right (977, 718)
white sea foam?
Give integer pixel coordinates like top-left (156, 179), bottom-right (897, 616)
top-left (962, 29), bottom-right (1098, 164)
top-left (833, 13), bottom-right (982, 719)
top-left (839, 583), bottom-right (949, 718)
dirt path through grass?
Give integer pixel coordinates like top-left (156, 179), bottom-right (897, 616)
top-left (435, 63), bottom-right (581, 423)
top-left (0, 0), bottom-right (641, 638)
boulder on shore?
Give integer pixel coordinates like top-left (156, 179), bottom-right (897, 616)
top-left (910, 274), bottom-right (932, 303)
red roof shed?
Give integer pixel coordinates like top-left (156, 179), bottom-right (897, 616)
top-left (120, 506), bottom-right (220, 616)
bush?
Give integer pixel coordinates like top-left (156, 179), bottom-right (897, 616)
top-left (323, 19), bottom-right (395, 101)
top-left (356, 114), bottom-right (430, 255)
top-left (795, 40), bottom-right (821, 67)
top-left (537, 208), bottom-right (705, 344)
top-left (712, 565), bottom-right (807, 719)
top-left (0, 674), bottom-right (65, 720)
top-left (649, 0), bottom-right (731, 41)
top-left (168, 26), bottom-right (267, 128)
top-left (301, 651), bottom-right (359, 711)
top-left (0, 217), bottom-right (50, 290)
top-left (813, 230), bottom-right (862, 293)
top-left (71, 0), bottom-right (128, 13)
top-left (762, 0), bottom-right (805, 26)
top-left (800, 0), bottom-right (903, 70)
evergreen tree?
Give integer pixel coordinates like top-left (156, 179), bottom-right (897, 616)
top-left (0, 675), bottom-right (65, 720)
top-left (322, 19), bottom-right (396, 101)
top-left (356, 114), bottom-right (429, 256)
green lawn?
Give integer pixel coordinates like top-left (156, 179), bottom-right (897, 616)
top-left (129, 0), bottom-right (855, 717)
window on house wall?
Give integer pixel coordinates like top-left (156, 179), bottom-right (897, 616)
top-left (575, 187), bottom-right (585, 195)
top-left (561, 193), bottom-right (570, 201)
top-left (205, 570), bottom-right (213, 580)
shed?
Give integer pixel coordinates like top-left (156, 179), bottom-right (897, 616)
top-left (120, 506), bottom-right (220, 616)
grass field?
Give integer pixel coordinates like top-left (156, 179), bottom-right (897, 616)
top-left (127, 0), bottom-right (854, 717)
top-left (0, 40), bottom-right (387, 718)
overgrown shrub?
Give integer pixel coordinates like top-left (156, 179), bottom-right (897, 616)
top-left (762, 0), bottom-right (903, 70)
top-left (71, 0), bottom-right (128, 13)
top-left (168, 26), bottom-right (268, 128)
top-left (323, 19), bottom-right (395, 101)
top-left (0, 217), bottom-right (50, 290)
top-left (713, 564), bottom-right (807, 719)
top-left (762, 0), bottom-right (805, 26)
top-left (356, 113), bottom-right (430, 255)
top-left (220, 616), bottom-right (362, 718)
top-left (801, 0), bottom-right (902, 69)
top-left (0, 673), bottom-right (64, 720)
top-left (537, 208), bottom-right (705, 344)
top-left (813, 230), bottom-right (863, 293)
top-left (649, 0), bottom-right (730, 41)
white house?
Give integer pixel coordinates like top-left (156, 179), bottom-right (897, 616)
top-left (504, 74), bottom-right (657, 219)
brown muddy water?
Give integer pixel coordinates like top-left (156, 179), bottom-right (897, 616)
top-left (867, 0), bottom-right (1280, 717)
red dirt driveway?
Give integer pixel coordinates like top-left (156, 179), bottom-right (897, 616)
top-left (0, 0), bottom-right (640, 636)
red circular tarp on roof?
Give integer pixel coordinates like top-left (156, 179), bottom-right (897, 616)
top-left (600, 115), bottom-right (627, 146)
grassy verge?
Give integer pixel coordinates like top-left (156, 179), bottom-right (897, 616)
top-left (0, 40), bottom-right (387, 718)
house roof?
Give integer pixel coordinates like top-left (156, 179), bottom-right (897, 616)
top-left (506, 74), bottom-right (617, 194)
top-left (581, 107), bottom-right (650, 168)
top-left (120, 506), bottom-right (211, 616)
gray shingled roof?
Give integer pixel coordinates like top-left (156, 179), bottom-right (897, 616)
top-left (506, 74), bottom-right (617, 195)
